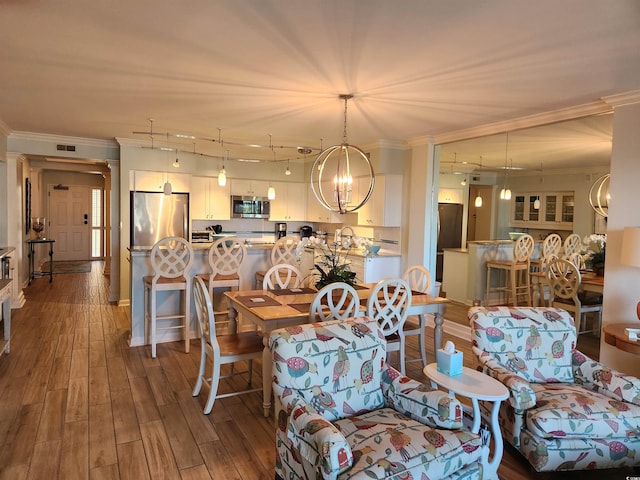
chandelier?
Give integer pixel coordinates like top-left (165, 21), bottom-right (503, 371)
top-left (589, 173), bottom-right (610, 217)
top-left (310, 94), bottom-right (375, 214)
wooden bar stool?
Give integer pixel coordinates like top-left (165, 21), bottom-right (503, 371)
top-left (143, 236), bottom-right (194, 358)
top-left (485, 234), bottom-right (534, 306)
top-left (200, 237), bottom-right (246, 324)
top-left (254, 236), bottom-right (299, 289)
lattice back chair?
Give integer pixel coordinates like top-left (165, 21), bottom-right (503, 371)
top-left (367, 278), bottom-right (412, 375)
top-left (254, 236), bottom-right (299, 288)
top-left (563, 233), bottom-right (582, 259)
top-left (143, 236), bottom-right (194, 358)
top-left (401, 265), bottom-right (432, 367)
top-left (531, 233), bottom-right (562, 272)
top-left (309, 282), bottom-right (361, 322)
top-left (192, 276), bottom-right (263, 414)
top-left (485, 233), bottom-right (534, 306)
top-left (546, 257), bottom-right (602, 335)
top-left (200, 237), bottom-right (247, 326)
top-left (262, 263), bottom-right (302, 290)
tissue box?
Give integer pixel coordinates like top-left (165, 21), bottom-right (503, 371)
top-left (436, 349), bottom-right (463, 376)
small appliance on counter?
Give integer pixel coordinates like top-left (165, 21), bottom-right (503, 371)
top-left (275, 222), bottom-right (287, 239)
top-left (207, 224), bottom-right (223, 234)
top-left (300, 225), bottom-right (313, 238)
top-left (192, 231), bottom-right (213, 243)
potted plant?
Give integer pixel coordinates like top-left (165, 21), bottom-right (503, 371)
top-left (581, 233), bottom-right (606, 275)
top-left (297, 235), bottom-right (366, 289)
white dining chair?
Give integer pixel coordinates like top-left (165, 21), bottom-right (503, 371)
top-left (366, 278), bottom-right (412, 375)
top-left (192, 276), bottom-right (263, 414)
top-left (262, 264), bottom-right (302, 290)
top-left (402, 265), bottom-right (433, 367)
top-left (563, 233), bottom-right (582, 259)
top-left (254, 236), bottom-right (300, 288)
top-left (309, 282), bottom-right (360, 322)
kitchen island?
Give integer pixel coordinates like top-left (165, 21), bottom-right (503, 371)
top-left (128, 242), bottom-right (273, 347)
top-left (442, 240), bottom-right (541, 305)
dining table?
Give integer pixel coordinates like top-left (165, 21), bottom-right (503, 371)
top-left (224, 284), bottom-right (450, 417)
top-left (530, 269), bottom-right (604, 306)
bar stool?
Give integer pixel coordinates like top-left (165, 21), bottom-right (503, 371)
top-left (254, 236), bottom-right (299, 288)
top-left (563, 233), bottom-right (582, 259)
top-left (485, 234), bottom-right (534, 306)
top-left (200, 237), bottom-right (246, 324)
top-left (143, 236), bottom-right (194, 358)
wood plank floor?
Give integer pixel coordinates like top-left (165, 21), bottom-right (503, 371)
top-left (0, 264), bottom-right (634, 479)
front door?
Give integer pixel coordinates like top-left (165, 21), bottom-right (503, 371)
top-left (48, 185), bottom-right (91, 261)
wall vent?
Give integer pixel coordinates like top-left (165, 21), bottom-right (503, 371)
top-left (56, 144), bottom-right (76, 152)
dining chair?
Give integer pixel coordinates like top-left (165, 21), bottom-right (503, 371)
top-left (485, 233), bottom-right (534, 306)
top-left (563, 233), bottom-right (582, 259)
top-left (192, 276), bottom-right (263, 414)
top-left (546, 257), bottom-right (603, 335)
top-left (309, 282), bottom-right (360, 322)
top-left (402, 265), bottom-right (432, 367)
top-left (366, 278), bottom-right (412, 375)
top-left (531, 233), bottom-right (562, 273)
top-left (262, 263), bottom-right (302, 290)
top-left (143, 236), bottom-right (194, 358)
top-left (199, 237), bottom-right (246, 325)
top-left (254, 236), bottom-right (299, 288)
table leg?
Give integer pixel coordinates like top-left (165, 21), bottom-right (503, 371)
top-left (28, 244), bottom-right (34, 285)
top-left (433, 308), bottom-right (444, 353)
top-left (483, 399), bottom-right (503, 480)
top-left (48, 244), bottom-right (54, 283)
top-left (262, 336), bottom-right (272, 417)
top-left (418, 314), bottom-right (427, 367)
top-left (227, 300), bottom-right (238, 334)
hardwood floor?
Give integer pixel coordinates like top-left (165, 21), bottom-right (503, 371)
top-left (0, 267), bottom-right (632, 479)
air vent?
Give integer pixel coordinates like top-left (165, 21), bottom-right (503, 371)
top-left (56, 144), bottom-right (76, 152)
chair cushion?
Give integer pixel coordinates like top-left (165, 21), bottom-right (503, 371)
top-left (527, 383), bottom-right (640, 439)
top-left (469, 306), bottom-right (576, 383)
top-left (333, 407), bottom-right (482, 479)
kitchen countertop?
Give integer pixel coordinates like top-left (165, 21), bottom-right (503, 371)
top-left (443, 248), bottom-right (468, 253)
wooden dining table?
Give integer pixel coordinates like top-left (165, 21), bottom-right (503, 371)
top-left (225, 284), bottom-right (449, 417)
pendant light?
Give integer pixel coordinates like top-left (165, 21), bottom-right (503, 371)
top-left (474, 156), bottom-right (483, 207)
top-left (267, 150), bottom-right (276, 199)
top-left (163, 133), bottom-right (172, 195)
top-left (172, 149), bottom-right (180, 168)
top-left (533, 162), bottom-right (542, 209)
top-left (499, 133), bottom-right (511, 200)
top-left (310, 94), bottom-right (375, 214)
top-left (285, 159), bottom-right (292, 176)
top-left (218, 150), bottom-right (228, 187)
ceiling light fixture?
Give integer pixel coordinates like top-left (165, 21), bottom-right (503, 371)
top-left (533, 162), bottom-right (542, 209)
top-left (218, 150), bottom-right (228, 187)
top-left (285, 159), bottom-right (292, 176)
top-left (310, 94), bottom-right (374, 214)
top-left (499, 133), bottom-right (512, 201)
top-left (589, 173), bottom-right (610, 217)
top-left (474, 157), bottom-right (483, 207)
top-left (163, 132), bottom-right (172, 195)
top-left (173, 149), bottom-right (180, 168)
top-left (268, 151), bottom-right (277, 199)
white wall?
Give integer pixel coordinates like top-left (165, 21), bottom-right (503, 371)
top-left (599, 102), bottom-right (640, 375)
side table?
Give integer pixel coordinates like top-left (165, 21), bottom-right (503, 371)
top-left (424, 363), bottom-right (508, 480)
top-left (27, 239), bottom-right (55, 284)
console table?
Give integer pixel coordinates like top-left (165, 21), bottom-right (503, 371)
top-left (603, 322), bottom-right (640, 355)
top-left (0, 278), bottom-right (11, 355)
top-left (27, 238), bottom-right (55, 284)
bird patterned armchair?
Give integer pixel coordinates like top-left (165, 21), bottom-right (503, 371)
top-left (470, 306), bottom-right (640, 472)
top-left (269, 317), bottom-right (486, 480)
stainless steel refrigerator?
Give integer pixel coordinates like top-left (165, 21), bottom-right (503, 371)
top-left (436, 203), bottom-right (464, 281)
top-left (130, 191), bottom-right (189, 248)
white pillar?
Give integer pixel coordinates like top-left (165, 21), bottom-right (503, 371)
top-left (107, 160), bottom-right (120, 304)
top-left (5, 153), bottom-right (26, 308)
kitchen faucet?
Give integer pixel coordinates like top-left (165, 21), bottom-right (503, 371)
top-left (337, 225), bottom-right (355, 245)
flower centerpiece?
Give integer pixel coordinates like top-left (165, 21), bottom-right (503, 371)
top-left (297, 235), bottom-right (367, 289)
top-left (581, 233), bottom-right (606, 275)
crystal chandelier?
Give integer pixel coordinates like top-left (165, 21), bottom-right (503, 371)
top-left (310, 94), bottom-right (375, 214)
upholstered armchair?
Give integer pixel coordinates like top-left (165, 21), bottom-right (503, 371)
top-left (470, 306), bottom-right (640, 472)
top-left (269, 317), bottom-right (487, 480)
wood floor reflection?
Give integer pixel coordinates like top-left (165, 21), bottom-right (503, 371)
top-left (0, 266), bottom-right (633, 479)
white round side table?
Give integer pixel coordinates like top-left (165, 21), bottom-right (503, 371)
top-left (424, 363), bottom-right (508, 480)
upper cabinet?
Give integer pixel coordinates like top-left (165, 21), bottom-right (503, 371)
top-left (306, 183), bottom-right (350, 223)
top-left (269, 182), bottom-right (307, 221)
top-left (357, 174), bottom-right (402, 227)
top-left (438, 188), bottom-right (464, 204)
top-left (230, 179), bottom-right (269, 197)
top-left (511, 191), bottom-right (574, 230)
top-left (130, 170), bottom-right (191, 193)
top-left (191, 176), bottom-right (231, 220)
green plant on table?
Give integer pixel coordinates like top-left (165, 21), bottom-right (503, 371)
top-left (581, 233), bottom-right (606, 272)
top-left (297, 235), bottom-right (366, 289)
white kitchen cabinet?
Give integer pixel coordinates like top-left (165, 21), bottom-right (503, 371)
top-left (130, 170), bottom-right (191, 193)
top-left (191, 176), bottom-right (231, 220)
top-left (438, 188), bottom-right (464, 204)
top-left (357, 174), bottom-right (402, 227)
top-left (230, 179), bottom-right (269, 197)
top-left (306, 184), bottom-right (348, 223)
top-left (269, 182), bottom-right (307, 221)
top-left (346, 254), bottom-right (401, 284)
top-left (511, 191), bottom-right (574, 230)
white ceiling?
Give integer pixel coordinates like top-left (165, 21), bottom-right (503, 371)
top-left (0, 0), bottom-right (639, 170)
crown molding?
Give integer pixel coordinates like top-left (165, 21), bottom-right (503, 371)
top-left (116, 137), bottom-right (150, 148)
top-left (10, 131), bottom-right (118, 149)
top-left (602, 90), bottom-right (640, 107)
top-left (0, 118), bottom-right (11, 137)
top-left (428, 100), bottom-right (613, 146)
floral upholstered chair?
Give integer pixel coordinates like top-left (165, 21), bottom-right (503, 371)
top-left (269, 317), bottom-right (487, 480)
top-left (470, 306), bottom-right (640, 472)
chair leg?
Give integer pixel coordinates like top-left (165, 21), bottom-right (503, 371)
top-left (485, 267), bottom-right (491, 306)
top-left (510, 268), bottom-right (517, 306)
top-left (418, 315), bottom-right (427, 367)
top-left (192, 340), bottom-right (206, 396)
top-left (399, 337), bottom-right (406, 376)
top-left (183, 287), bottom-right (190, 354)
top-left (247, 359), bottom-right (253, 385)
top-left (151, 288), bottom-right (157, 359)
top-left (204, 353), bottom-right (221, 414)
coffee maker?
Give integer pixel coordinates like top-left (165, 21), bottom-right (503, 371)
top-left (275, 222), bottom-right (287, 239)
top-left (299, 225), bottom-right (313, 238)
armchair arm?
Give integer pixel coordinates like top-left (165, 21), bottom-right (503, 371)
top-left (381, 363), bottom-right (464, 429)
top-left (572, 349), bottom-right (640, 405)
top-left (473, 346), bottom-right (536, 410)
top-left (279, 393), bottom-right (353, 479)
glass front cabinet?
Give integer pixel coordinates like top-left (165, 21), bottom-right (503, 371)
top-left (511, 191), bottom-right (574, 230)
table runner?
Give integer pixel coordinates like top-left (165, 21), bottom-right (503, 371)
top-left (270, 287), bottom-right (316, 296)
top-left (235, 295), bottom-right (282, 308)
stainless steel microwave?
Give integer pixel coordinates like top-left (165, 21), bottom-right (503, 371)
top-left (231, 196), bottom-right (270, 218)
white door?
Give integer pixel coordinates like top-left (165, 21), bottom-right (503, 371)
top-left (48, 185), bottom-right (91, 261)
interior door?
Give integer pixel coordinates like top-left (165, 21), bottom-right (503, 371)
top-left (48, 185), bottom-right (91, 261)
